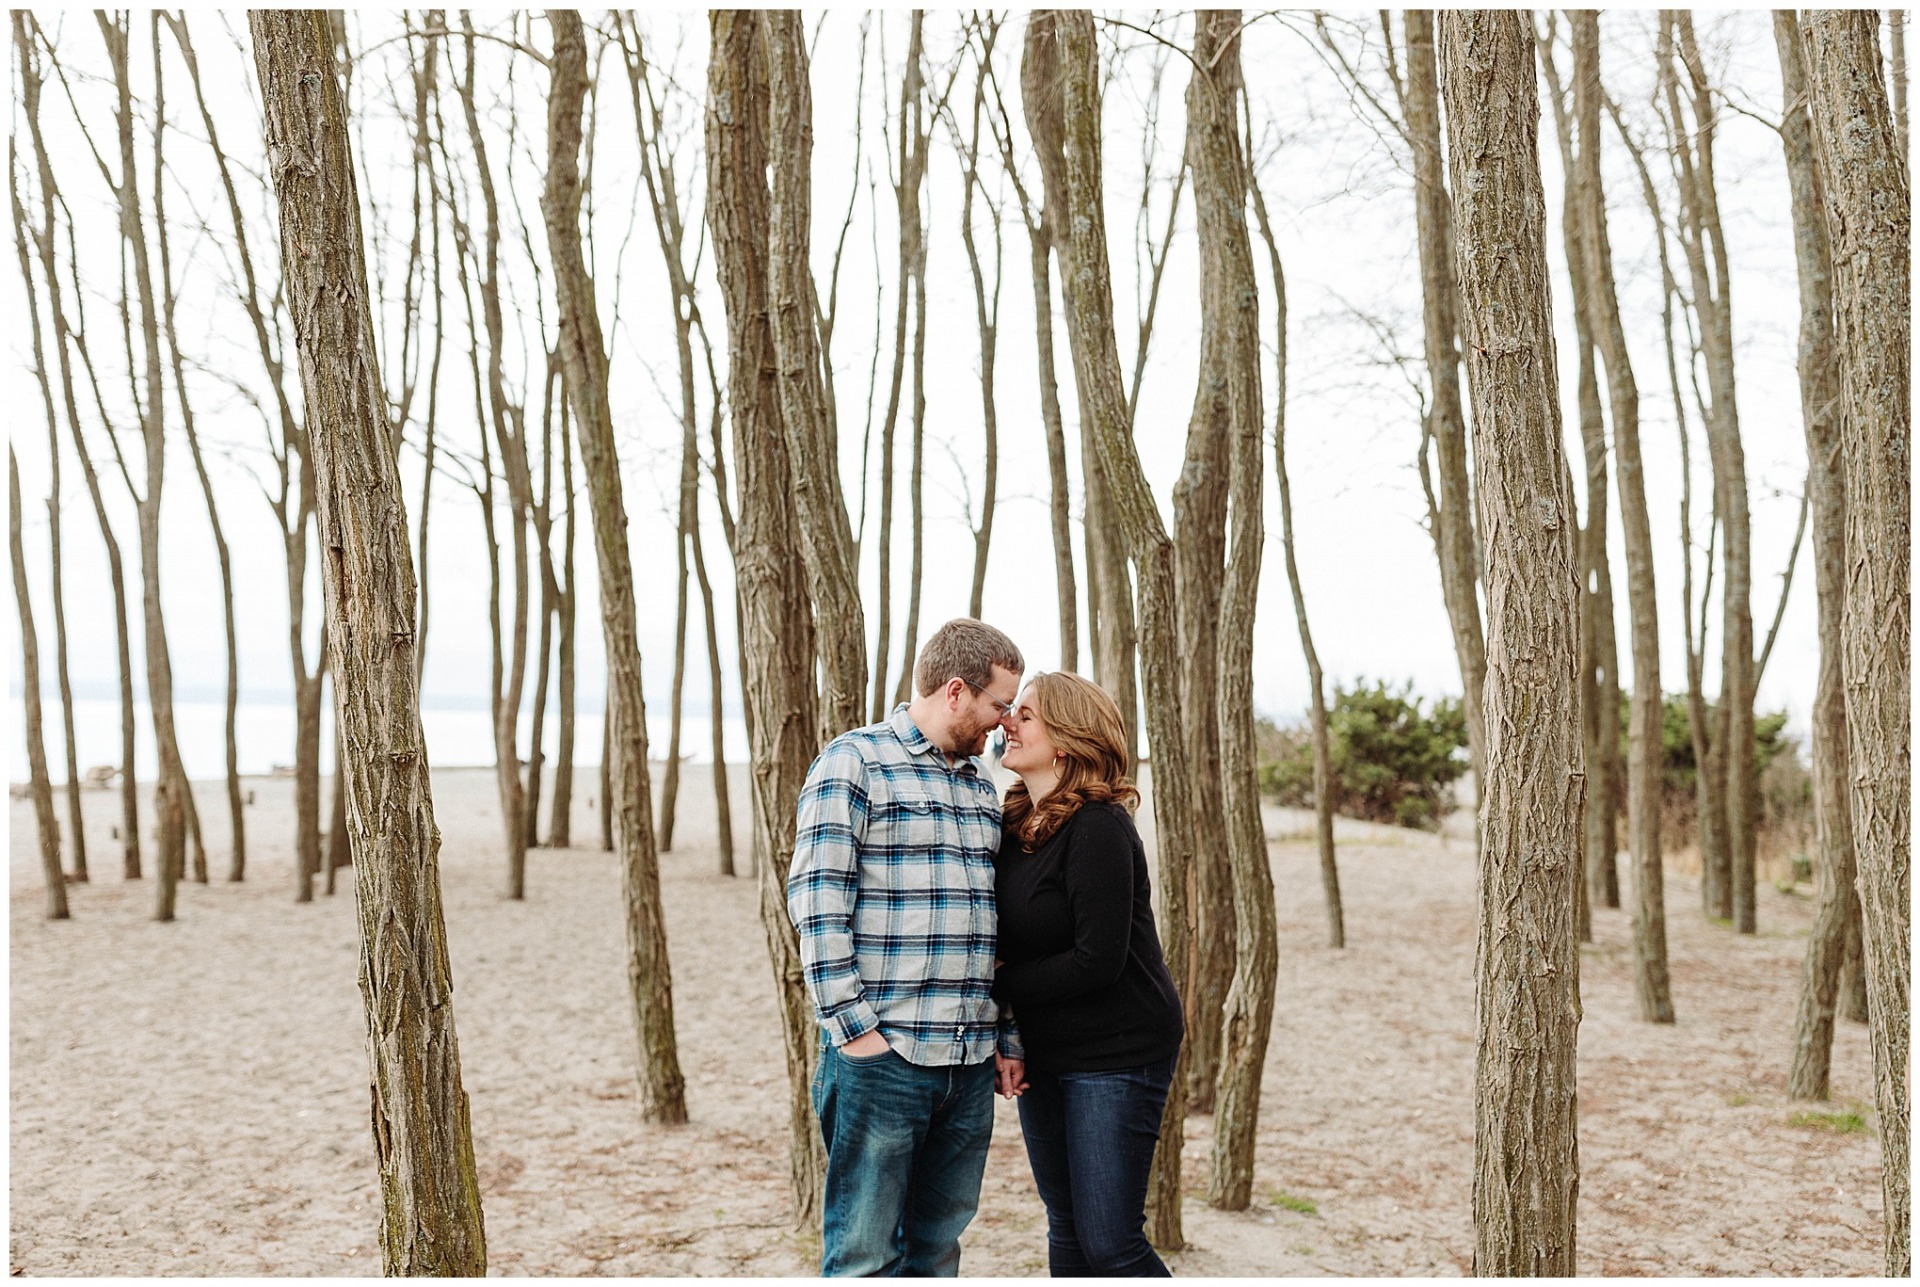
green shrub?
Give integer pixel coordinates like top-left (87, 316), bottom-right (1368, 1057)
top-left (1257, 679), bottom-right (1469, 831)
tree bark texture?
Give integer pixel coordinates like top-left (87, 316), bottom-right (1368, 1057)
top-left (1404, 10), bottom-right (1488, 796)
top-left (1169, 44), bottom-right (1235, 1119)
top-left (250, 11), bottom-right (487, 1271)
top-left (706, 9), bottom-right (830, 1226)
top-left (1439, 12), bottom-right (1584, 1274)
top-left (1775, 10), bottom-right (1860, 1103)
top-left (1799, 11), bottom-right (1911, 1273)
top-left (1030, 9), bottom-right (1202, 1244)
top-left (544, 9), bottom-right (688, 1127)
top-left (761, 12), bottom-right (868, 741)
top-left (1571, 13), bottom-right (1671, 1022)
top-left (12, 448), bottom-right (70, 921)
top-left (1023, 16), bottom-right (1140, 767)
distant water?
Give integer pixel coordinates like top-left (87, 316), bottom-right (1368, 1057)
top-left (7, 696), bottom-right (749, 783)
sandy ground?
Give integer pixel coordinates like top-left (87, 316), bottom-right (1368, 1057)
top-left (10, 763), bottom-right (1884, 1276)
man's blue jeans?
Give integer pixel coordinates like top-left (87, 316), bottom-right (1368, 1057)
top-left (1015, 1054), bottom-right (1178, 1277)
top-left (812, 1041), bottom-right (996, 1277)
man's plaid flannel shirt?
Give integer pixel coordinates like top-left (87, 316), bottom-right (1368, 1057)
top-left (787, 704), bottom-right (1023, 1066)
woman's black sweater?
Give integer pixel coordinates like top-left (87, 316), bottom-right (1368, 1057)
top-left (991, 799), bottom-right (1184, 1073)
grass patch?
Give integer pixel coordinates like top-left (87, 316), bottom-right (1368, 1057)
top-left (1268, 1190), bottom-right (1319, 1216)
top-left (1725, 1093), bottom-right (1752, 1107)
top-left (1787, 1108), bottom-right (1870, 1134)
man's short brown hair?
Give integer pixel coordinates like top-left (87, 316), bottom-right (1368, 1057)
top-left (914, 618), bottom-right (1024, 697)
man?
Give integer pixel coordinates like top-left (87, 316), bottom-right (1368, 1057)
top-left (789, 618), bottom-right (1027, 1277)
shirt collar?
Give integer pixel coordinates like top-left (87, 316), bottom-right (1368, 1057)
top-left (890, 703), bottom-right (982, 777)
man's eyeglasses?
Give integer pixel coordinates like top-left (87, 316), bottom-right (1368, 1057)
top-left (961, 675), bottom-right (1016, 720)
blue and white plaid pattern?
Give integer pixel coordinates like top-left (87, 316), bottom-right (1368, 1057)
top-left (788, 704), bottom-right (1022, 1066)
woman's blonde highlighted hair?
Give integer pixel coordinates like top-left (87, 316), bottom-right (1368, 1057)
top-left (1002, 671), bottom-right (1140, 849)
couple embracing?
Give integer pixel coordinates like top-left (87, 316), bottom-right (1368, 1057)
top-left (788, 618), bottom-right (1184, 1278)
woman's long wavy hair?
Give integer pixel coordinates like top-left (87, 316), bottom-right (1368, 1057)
top-left (1002, 672), bottom-right (1141, 850)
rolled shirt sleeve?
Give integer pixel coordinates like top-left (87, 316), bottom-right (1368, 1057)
top-left (788, 740), bottom-right (881, 1045)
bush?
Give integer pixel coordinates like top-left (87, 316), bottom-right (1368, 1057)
top-left (1618, 695), bottom-right (1807, 867)
top-left (1257, 679), bottom-right (1469, 831)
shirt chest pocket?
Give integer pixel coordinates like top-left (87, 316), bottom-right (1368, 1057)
top-left (882, 794), bottom-right (947, 851)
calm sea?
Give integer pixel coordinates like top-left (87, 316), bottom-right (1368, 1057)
top-left (7, 696), bottom-right (749, 784)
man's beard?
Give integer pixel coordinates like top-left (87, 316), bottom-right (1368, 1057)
top-left (954, 715), bottom-right (998, 757)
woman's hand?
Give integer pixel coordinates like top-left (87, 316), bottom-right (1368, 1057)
top-left (994, 1053), bottom-right (1028, 1099)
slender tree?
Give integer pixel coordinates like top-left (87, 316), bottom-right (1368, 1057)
top-left (17, 17), bottom-right (139, 880)
top-left (1571, 11), bottom-right (1671, 1021)
top-left (706, 8), bottom-right (831, 1223)
top-left (12, 447), bottom-right (69, 921)
top-left (1028, 8), bottom-right (1202, 1244)
top-left (1439, 11), bottom-right (1583, 1273)
top-left (1536, 16), bottom-right (1618, 938)
top-left (1660, 11), bottom-right (1756, 931)
top-left (953, 18), bottom-right (1003, 620)
top-left (94, 12), bottom-right (192, 915)
top-left (451, 15), bottom-right (533, 900)
top-left (983, 52), bottom-right (1078, 670)
top-left (10, 128), bottom-right (86, 885)
top-left (250, 10), bottom-right (486, 1270)
top-left (1775, 10), bottom-right (1859, 1103)
top-left (1248, 114), bottom-right (1340, 951)
top-left (167, 12), bottom-right (326, 899)
top-left (1399, 10), bottom-right (1488, 798)
top-left (151, 21), bottom-right (241, 882)
top-left (1022, 17), bottom-right (1139, 766)
top-left (544, 8), bottom-right (688, 1126)
top-left (1800, 12), bottom-right (1911, 1273)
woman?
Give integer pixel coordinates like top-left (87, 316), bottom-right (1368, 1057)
top-left (992, 671), bottom-right (1184, 1277)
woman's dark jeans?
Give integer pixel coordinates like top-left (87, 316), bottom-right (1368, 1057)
top-left (1015, 1053), bottom-right (1178, 1277)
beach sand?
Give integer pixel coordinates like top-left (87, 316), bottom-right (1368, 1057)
top-left (10, 763), bottom-right (1883, 1275)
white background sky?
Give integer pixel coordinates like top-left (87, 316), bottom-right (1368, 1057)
top-left (6, 8), bottom-right (1830, 778)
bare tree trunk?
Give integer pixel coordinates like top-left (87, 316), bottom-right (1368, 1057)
top-left (1169, 74), bottom-right (1234, 1126)
top-left (453, 17), bottom-right (531, 901)
top-left (1028, 9), bottom-right (1202, 1245)
top-left (1024, 14), bottom-right (1139, 766)
top-left (706, 9), bottom-right (831, 1224)
top-left (661, 417), bottom-right (693, 852)
top-left (1776, 10), bottom-right (1859, 1102)
top-left (18, 19), bottom-right (139, 882)
top-left (1662, 11), bottom-right (1756, 933)
top-left (410, 11), bottom-right (443, 694)
top-left (761, 12), bottom-right (869, 742)
top-left (545, 8), bottom-right (687, 1127)
top-left (166, 11), bottom-right (322, 897)
top-left (10, 105), bottom-right (86, 885)
top-left (326, 727), bottom-right (348, 895)
top-left (1439, 12), bottom-right (1583, 1273)
top-left (523, 373), bottom-right (558, 852)
top-left (1572, 12), bottom-right (1671, 1022)
top-left (1248, 118), bottom-right (1340, 952)
top-left (1180, 13), bottom-right (1279, 1216)
top-left (150, 34), bottom-right (239, 884)
top-left (870, 16), bottom-right (926, 724)
top-left (97, 13), bottom-right (189, 916)
top-left (1539, 19), bottom-right (1619, 935)
top-left (547, 387), bottom-right (577, 849)
top-left (992, 94), bottom-right (1082, 672)
top-left (250, 12), bottom-right (487, 1270)
top-left (600, 705), bottom-right (614, 853)
top-left (12, 448), bottom-right (69, 920)
top-left (1402, 11), bottom-right (1488, 797)
top-left (1800, 13), bottom-right (1911, 1272)
top-left (955, 30), bottom-right (1003, 621)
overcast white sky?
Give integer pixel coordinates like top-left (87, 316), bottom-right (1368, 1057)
top-left (6, 8), bottom-right (1829, 779)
